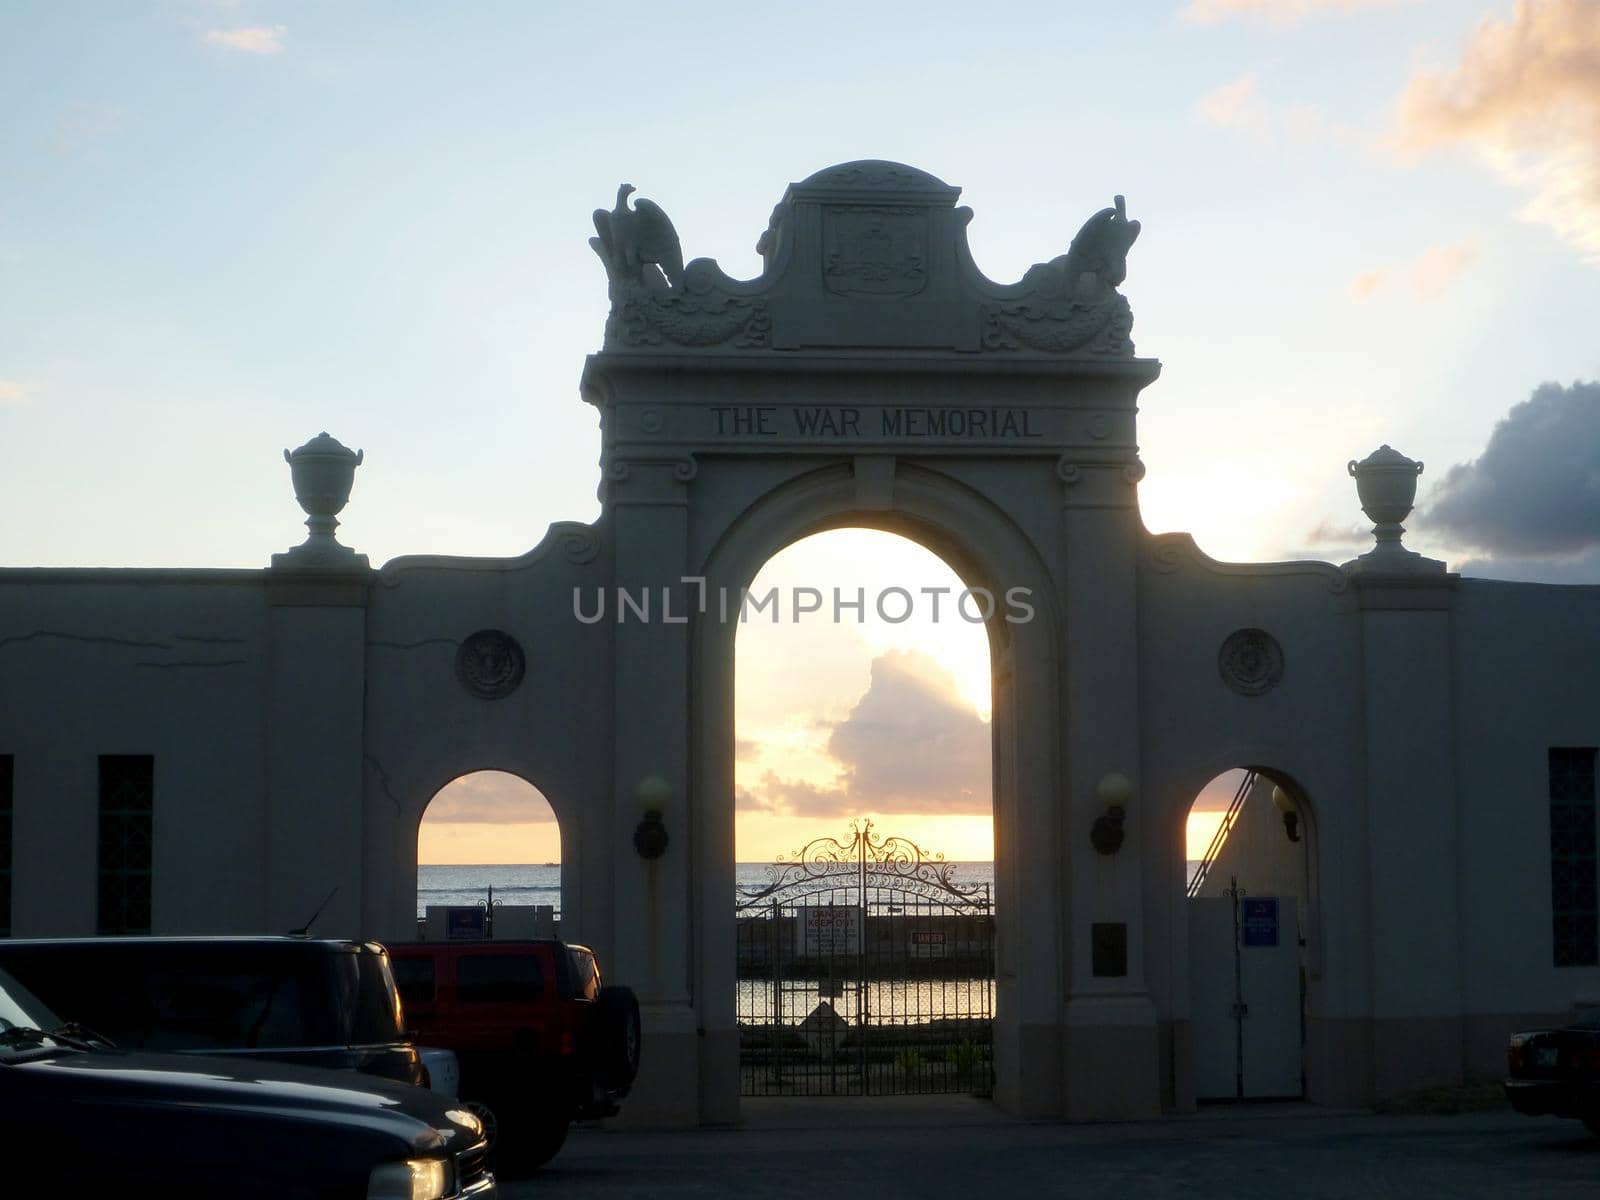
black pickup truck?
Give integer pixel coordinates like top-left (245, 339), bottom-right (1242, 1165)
top-left (0, 936), bottom-right (425, 1086)
top-left (0, 966), bottom-right (495, 1198)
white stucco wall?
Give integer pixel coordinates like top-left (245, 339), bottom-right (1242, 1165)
top-left (1, 573), bottom-right (271, 935)
top-left (1453, 580), bottom-right (1600, 1070)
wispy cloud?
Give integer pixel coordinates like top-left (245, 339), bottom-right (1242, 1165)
top-left (1349, 269), bottom-right (1387, 300)
top-left (0, 380), bottom-right (32, 407)
top-left (1350, 236), bottom-right (1480, 301)
top-left (1196, 73), bottom-right (1262, 130)
top-left (1184, 0), bottom-right (1411, 27)
top-left (1194, 72), bottom-right (1351, 147)
top-left (1393, 0), bottom-right (1600, 264)
top-left (203, 25), bottom-right (286, 55)
top-left (422, 771), bottom-right (557, 824)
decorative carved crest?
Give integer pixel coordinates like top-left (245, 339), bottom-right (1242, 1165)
top-left (455, 629), bottom-right (526, 699)
top-left (822, 206), bottom-right (927, 297)
top-left (588, 162), bottom-right (1143, 357)
top-left (1218, 628), bottom-right (1285, 697)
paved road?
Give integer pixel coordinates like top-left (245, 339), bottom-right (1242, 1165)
top-left (500, 1099), bottom-right (1599, 1199)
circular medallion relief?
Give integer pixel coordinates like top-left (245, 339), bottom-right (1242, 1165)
top-left (456, 630), bottom-right (526, 700)
top-left (1218, 628), bottom-right (1284, 697)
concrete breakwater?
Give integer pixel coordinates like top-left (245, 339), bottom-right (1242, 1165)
top-left (736, 911), bottom-right (993, 979)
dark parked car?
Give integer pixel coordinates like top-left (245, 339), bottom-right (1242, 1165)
top-left (387, 940), bottom-right (640, 1168)
top-left (0, 937), bottom-right (425, 1087)
top-left (1505, 1007), bottom-right (1600, 1134)
top-left (0, 966), bottom-right (494, 1198)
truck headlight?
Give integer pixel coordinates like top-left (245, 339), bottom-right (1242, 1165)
top-left (368, 1157), bottom-right (452, 1200)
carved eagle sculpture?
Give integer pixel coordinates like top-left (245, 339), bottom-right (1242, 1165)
top-left (1061, 194), bottom-right (1140, 292)
top-left (590, 183), bottom-right (685, 293)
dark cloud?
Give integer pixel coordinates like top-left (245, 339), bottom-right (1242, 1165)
top-left (1449, 549), bottom-right (1600, 585)
top-left (1417, 381), bottom-right (1600, 573)
top-left (1290, 519), bottom-right (1371, 562)
top-left (423, 771), bottom-right (558, 824)
top-left (1302, 520), bottom-right (1370, 548)
top-left (742, 651), bottom-right (991, 819)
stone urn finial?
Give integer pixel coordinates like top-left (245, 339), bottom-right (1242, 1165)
top-left (271, 432), bottom-right (370, 569)
top-left (1343, 444), bottom-right (1443, 575)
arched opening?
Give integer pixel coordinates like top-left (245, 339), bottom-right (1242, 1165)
top-left (1183, 767), bottom-right (1314, 1102)
top-left (732, 527), bottom-right (998, 1098)
top-left (691, 461), bottom-right (1064, 1122)
top-left (416, 770), bottom-right (562, 941)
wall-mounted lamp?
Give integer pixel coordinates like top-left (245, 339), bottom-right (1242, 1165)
top-left (633, 775), bottom-right (672, 859)
top-left (1090, 771), bottom-right (1133, 855)
top-left (1271, 785), bottom-right (1300, 843)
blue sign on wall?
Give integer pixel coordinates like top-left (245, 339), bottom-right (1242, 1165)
top-left (446, 906), bottom-right (487, 940)
top-left (1240, 897), bottom-right (1279, 948)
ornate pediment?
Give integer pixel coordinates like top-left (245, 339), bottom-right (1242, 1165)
top-left (588, 160), bottom-right (1141, 358)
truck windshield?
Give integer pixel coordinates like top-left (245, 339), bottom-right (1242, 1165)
top-left (332, 948), bottom-right (405, 1045)
top-left (0, 968), bottom-right (67, 1061)
top-left (0, 945), bottom-right (340, 1051)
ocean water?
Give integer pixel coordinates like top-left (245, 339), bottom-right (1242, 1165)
top-left (418, 863), bottom-right (562, 917)
top-left (418, 861), bottom-right (1204, 917)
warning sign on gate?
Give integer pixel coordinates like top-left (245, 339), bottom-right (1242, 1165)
top-left (802, 905), bottom-right (861, 956)
top-left (1240, 897), bottom-right (1279, 948)
top-left (909, 929), bottom-right (947, 959)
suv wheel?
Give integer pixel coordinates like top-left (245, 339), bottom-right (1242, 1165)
top-left (592, 985), bottom-right (642, 1090)
top-left (494, 1108), bottom-right (570, 1174)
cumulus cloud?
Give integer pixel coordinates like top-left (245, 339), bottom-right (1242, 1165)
top-left (423, 771), bottom-right (557, 824)
top-left (828, 652), bottom-right (990, 813)
top-left (0, 380), bottom-right (30, 406)
top-left (1349, 236), bottom-right (1480, 301)
top-left (1418, 380), bottom-right (1600, 572)
top-left (1394, 0), bottom-right (1600, 263)
top-left (203, 25), bottom-right (286, 54)
top-left (1184, 0), bottom-right (1410, 26)
top-left (744, 771), bottom-right (850, 817)
top-left (740, 650), bottom-right (992, 819)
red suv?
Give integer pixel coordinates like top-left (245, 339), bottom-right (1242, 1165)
top-left (386, 940), bottom-right (639, 1169)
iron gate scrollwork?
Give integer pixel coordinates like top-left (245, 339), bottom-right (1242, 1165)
top-left (735, 821), bottom-right (994, 1096)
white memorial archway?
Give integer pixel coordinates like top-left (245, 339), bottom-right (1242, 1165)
top-left (12, 160), bottom-right (1560, 1129)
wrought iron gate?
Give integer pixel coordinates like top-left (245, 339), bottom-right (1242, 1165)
top-left (736, 821), bottom-right (994, 1096)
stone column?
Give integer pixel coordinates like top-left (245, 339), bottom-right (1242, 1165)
top-left (264, 434), bottom-right (371, 938)
top-left (605, 455), bottom-right (700, 1126)
top-left (264, 572), bottom-right (371, 936)
top-left (1343, 447), bottom-right (1462, 1099)
top-left (1058, 453), bottom-right (1161, 1119)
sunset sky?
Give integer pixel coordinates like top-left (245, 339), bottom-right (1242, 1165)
top-left (4, 2), bottom-right (1596, 865)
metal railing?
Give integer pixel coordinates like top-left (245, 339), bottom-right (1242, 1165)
top-left (1186, 771), bottom-right (1257, 899)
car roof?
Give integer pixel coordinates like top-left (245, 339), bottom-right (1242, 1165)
top-left (386, 939), bottom-right (579, 951)
top-left (0, 936), bottom-right (378, 951)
